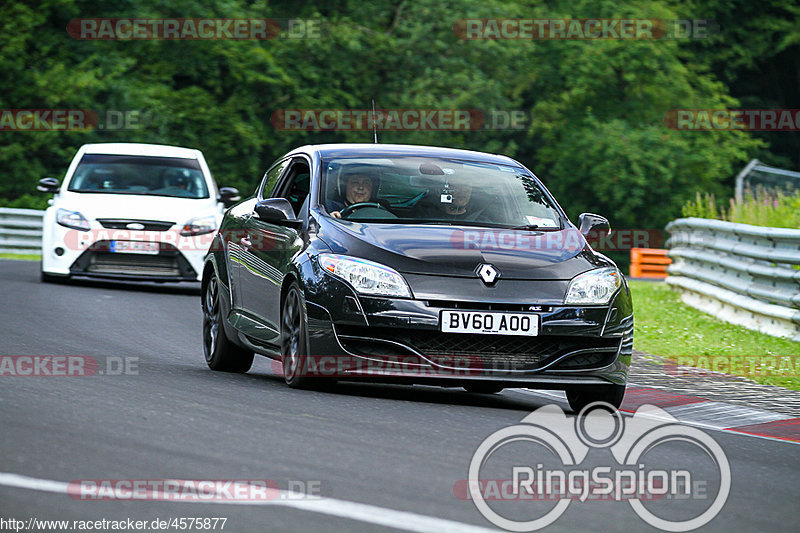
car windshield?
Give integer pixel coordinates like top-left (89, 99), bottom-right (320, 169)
top-left (67, 154), bottom-right (210, 199)
top-left (322, 156), bottom-right (563, 229)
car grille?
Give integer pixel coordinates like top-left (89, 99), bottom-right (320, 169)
top-left (87, 252), bottom-right (181, 276)
top-left (96, 219), bottom-right (175, 231)
top-left (425, 300), bottom-right (553, 312)
top-left (335, 325), bottom-right (620, 372)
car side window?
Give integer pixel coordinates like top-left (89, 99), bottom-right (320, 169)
top-left (274, 159), bottom-right (311, 217)
top-left (259, 159), bottom-right (290, 199)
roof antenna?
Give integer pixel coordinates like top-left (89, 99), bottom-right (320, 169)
top-left (371, 99), bottom-right (379, 143)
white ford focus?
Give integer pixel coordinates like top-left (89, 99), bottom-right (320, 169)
top-left (38, 143), bottom-right (239, 283)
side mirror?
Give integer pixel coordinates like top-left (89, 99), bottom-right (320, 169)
top-left (37, 178), bottom-right (60, 193)
top-left (254, 198), bottom-right (303, 229)
top-left (218, 187), bottom-right (241, 207)
top-left (578, 213), bottom-right (611, 237)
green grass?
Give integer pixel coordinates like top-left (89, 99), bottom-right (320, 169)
top-left (630, 280), bottom-right (800, 390)
top-left (0, 253), bottom-right (41, 261)
top-left (682, 188), bottom-right (800, 228)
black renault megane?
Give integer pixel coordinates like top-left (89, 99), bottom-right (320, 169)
top-left (201, 144), bottom-right (633, 410)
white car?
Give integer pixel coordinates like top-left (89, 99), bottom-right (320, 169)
top-left (37, 143), bottom-right (239, 283)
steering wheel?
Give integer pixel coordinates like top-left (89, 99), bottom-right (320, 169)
top-left (339, 202), bottom-right (389, 218)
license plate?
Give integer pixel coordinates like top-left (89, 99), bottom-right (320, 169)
top-left (440, 310), bottom-right (539, 336)
top-left (109, 241), bottom-right (160, 255)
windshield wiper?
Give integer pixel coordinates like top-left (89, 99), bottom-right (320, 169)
top-left (509, 224), bottom-right (561, 231)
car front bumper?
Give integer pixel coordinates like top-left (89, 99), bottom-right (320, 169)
top-left (300, 266), bottom-right (633, 388)
top-left (42, 221), bottom-right (208, 282)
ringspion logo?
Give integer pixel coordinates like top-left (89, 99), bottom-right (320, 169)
top-left (463, 403), bottom-right (730, 531)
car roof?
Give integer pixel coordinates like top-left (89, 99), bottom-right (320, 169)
top-left (287, 143), bottom-right (523, 167)
top-left (80, 143), bottom-right (199, 159)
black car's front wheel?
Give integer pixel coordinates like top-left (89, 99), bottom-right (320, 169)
top-left (566, 384), bottom-right (626, 413)
top-left (202, 271), bottom-right (254, 373)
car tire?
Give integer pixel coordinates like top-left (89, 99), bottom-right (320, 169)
top-left (281, 282), bottom-right (324, 389)
top-left (202, 271), bottom-right (254, 373)
top-left (464, 384), bottom-right (504, 394)
top-left (566, 384), bottom-right (626, 413)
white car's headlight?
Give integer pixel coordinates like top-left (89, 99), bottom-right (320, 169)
top-left (318, 254), bottom-right (412, 298)
top-left (181, 216), bottom-right (217, 236)
top-left (564, 267), bottom-right (622, 305)
top-left (56, 208), bottom-right (90, 231)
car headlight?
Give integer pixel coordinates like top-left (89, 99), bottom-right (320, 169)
top-left (564, 267), bottom-right (622, 305)
top-left (56, 208), bottom-right (90, 231)
top-left (181, 216), bottom-right (217, 236)
top-left (318, 254), bottom-right (412, 298)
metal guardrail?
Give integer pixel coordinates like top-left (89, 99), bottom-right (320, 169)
top-left (0, 208), bottom-right (44, 255)
top-left (666, 217), bottom-right (800, 341)
top-left (735, 158), bottom-right (800, 201)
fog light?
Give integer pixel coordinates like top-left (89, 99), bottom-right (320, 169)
top-left (54, 247), bottom-right (64, 256)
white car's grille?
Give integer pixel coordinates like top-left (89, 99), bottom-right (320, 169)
top-left (96, 219), bottom-right (175, 231)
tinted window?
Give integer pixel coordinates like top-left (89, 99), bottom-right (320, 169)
top-left (277, 161), bottom-right (310, 216)
top-left (322, 157), bottom-right (562, 228)
top-left (260, 159), bottom-right (290, 198)
top-left (68, 154), bottom-right (209, 199)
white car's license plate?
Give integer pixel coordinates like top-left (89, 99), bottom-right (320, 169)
top-left (109, 241), bottom-right (159, 255)
top-left (440, 310), bottom-right (539, 336)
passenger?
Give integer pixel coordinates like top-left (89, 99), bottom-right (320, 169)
top-left (438, 179), bottom-right (473, 218)
top-left (424, 176), bottom-right (486, 221)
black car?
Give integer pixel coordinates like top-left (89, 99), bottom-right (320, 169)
top-left (201, 144), bottom-right (633, 411)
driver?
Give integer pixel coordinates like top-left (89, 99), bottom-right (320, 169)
top-left (329, 168), bottom-right (380, 219)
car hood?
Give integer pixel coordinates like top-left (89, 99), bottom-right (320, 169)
top-left (55, 192), bottom-right (218, 225)
top-left (316, 219), bottom-right (612, 280)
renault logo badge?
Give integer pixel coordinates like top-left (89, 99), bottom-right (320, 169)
top-left (476, 264), bottom-right (499, 285)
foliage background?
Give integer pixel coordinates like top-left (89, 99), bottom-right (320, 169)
top-left (1, 0), bottom-right (797, 228)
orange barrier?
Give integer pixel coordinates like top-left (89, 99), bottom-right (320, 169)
top-left (630, 248), bottom-right (671, 279)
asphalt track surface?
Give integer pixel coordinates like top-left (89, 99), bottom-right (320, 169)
top-left (0, 259), bottom-right (798, 532)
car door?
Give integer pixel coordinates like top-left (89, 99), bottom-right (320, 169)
top-left (223, 197), bottom-right (257, 313)
top-left (227, 159), bottom-right (289, 315)
top-left (237, 157), bottom-right (310, 344)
